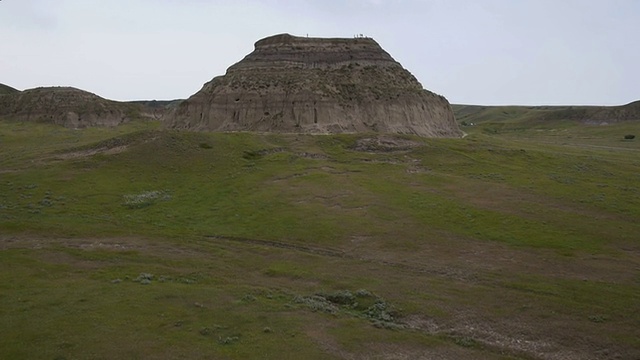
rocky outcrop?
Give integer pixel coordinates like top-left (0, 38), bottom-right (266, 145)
top-left (169, 33), bottom-right (462, 137)
top-left (0, 87), bottom-right (139, 127)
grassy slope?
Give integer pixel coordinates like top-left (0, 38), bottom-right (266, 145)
top-left (452, 101), bottom-right (640, 126)
top-left (1, 117), bottom-right (639, 359)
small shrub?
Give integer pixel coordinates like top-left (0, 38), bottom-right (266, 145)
top-left (355, 289), bottom-right (373, 297)
top-left (39, 198), bottom-right (54, 207)
top-left (218, 336), bottom-right (240, 345)
top-left (199, 142), bottom-right (213, 149)
top-left (624, 134), bottom-right (635, 140)
top-left (199, 327), bottom-right (213, 336)
top-left (364, 300), bottom-right (396, 322)
top-left (134, 273), bottom-right (154, 284)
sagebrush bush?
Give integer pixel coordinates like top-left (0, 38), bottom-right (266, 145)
top-left (320, 290), bottom-right (355, 305)
top-left (293, 295), bottom-right (339, 314)
top-left (133, 273), bottom-right (154, 285)
top-left (364, 300), bottom-right (397, 322)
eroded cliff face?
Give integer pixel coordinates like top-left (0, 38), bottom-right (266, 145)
top-left (169, 33), bottom-right (462, 137)
top-left (0, 87), bottom-right (135, 128)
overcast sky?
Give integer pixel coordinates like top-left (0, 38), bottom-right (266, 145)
top-left (1, 0), bottom-right (638, 105)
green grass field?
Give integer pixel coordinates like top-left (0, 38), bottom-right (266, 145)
top-left (1, 116), bottom-right (639, 359)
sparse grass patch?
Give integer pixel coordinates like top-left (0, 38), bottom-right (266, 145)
top-left (122, 190), bottom-right (171, 209)
top-left (588, 315), bottom-right (609, 323)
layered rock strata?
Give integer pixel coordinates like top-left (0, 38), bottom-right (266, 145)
top-left (169, 33), bottom-right (462, 137)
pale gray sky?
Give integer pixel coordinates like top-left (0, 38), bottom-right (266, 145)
top-left (1, 0), bottom-right (638, 105)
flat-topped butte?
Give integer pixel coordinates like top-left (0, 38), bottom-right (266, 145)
top-left (169, 33), bottom-right (462, 137)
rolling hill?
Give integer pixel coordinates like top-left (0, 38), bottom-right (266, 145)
top-left (0, 86), bottom-right (149, 127)
top-left (453, 100), bottom-right (640, 126)
top-left (0, 114), bottom-right (638, 359)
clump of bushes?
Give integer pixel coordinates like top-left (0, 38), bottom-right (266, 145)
top-left (322, 290), bottom-right (356, 305)
top-left (624, 134), bottom-right (635, 140)
top-left (293, 294), bottom-right (339, 314)
top-left (293, 289), bottom-right (403, 329)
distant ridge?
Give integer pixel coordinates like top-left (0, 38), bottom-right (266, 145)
top-left (624, 99), bottom-right (640, 108)
top-left (0, 86), bottom-right (143, 127)
top-left (452, 101), bottom-right (640, 125)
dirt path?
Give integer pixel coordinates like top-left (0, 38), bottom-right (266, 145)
top-left (205, 234), bottom-right (477, 282)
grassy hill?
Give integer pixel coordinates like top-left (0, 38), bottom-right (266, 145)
top-left (0, 83), bottom-right (19, 95)
top-left (453, 101), bottom-right (640, 126)
top-left (0, 87), bottom-right (152, 127)
top-left (0, 116), bottom-right (639, 359)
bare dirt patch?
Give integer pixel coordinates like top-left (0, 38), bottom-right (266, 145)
top-left (0, 235), bottom-right (203, 260)
top-left (352, 136), bottom-right (423, 153)
top-left (52, 145), bottom-right (129, 160)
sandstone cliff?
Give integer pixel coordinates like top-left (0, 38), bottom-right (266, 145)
top-left (168, 34), bottom-right (462, 137)
top-left (0, 87), bottom-right (139, 127)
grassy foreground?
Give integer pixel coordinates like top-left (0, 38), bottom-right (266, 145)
top-left (1, 118), bottom-right (639, 359)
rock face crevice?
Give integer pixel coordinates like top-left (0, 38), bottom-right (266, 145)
top-left (169, 33), bottom-right (462, 137)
